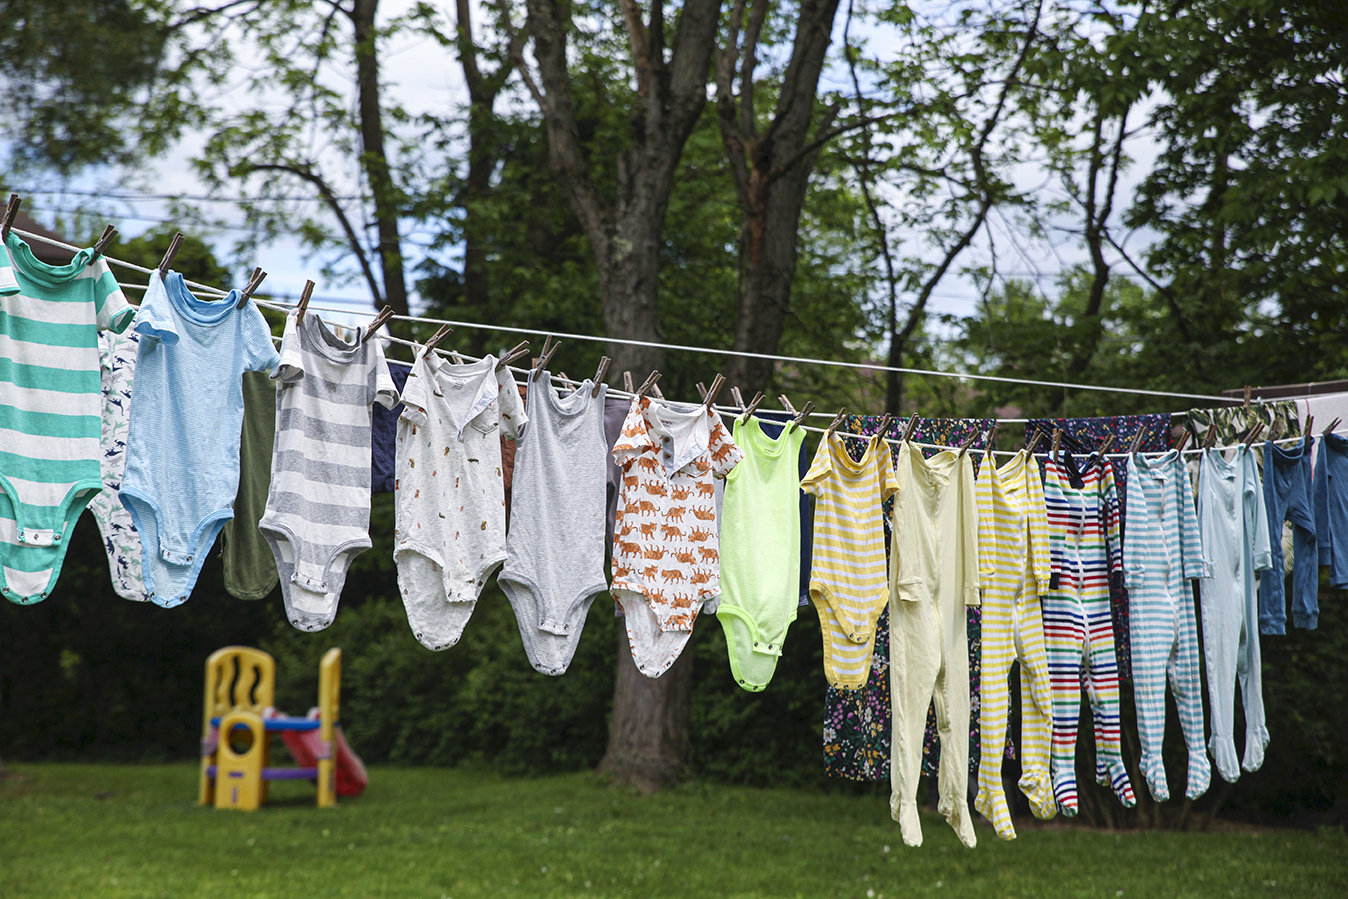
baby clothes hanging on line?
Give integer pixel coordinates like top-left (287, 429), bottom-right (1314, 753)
top-left (499, 374), bottom-right (610, 675)
top-left (610, 397), bottom-right (742, 677)
top-left (756, 411), bottom-right (814, 608)
top-left (87, 329), bottom-right (148, 601)
top-left (0, 233), bottom-right (136, 604)
top-left (1026, 413), bottom-right (1173, 682)
top-left (1259, 437), bottom-right (1318, 633)
top-left (973, 449), bottom-right (1055, 840)
top-left (1313, 432), bottom-right (1348, 592)
top-left (395, 351), bottom-right (523, 649)
top-left (122, 270), bottom-right (278, 608)
top-left (222, 371), bottom-right (279, 600)
top-left (370, 359), bottom-right (412, 493)
top-left (1041, 450), bottom-right (1135, 815)
top-left (888, 441), bottom-right (980, 849)
top-left (262, 311), bottom-right (396, 630)
top-left (822, 414), bottom-right (997, 784)
top-left (1196, 445), bottom-right (1271, 783)
top-left (802, 430), bottom-right (897, 689)
top-left (1125, 450), bottom-right (1209, 803)
top-left (717, 415), bottom-right (806, 691)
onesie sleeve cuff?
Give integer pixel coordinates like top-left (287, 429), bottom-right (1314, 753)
top-left (964, 585), bottom-right (981, 607)
top-left (107, 304), bottom-right (136, 335)
top-left (133, 307), bottom-right (180, 345)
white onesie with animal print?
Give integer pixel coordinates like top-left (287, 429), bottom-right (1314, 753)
top-left (610, 397), bottom-right (742, 676)
top-left (395, 351), bottom-right (525, 649)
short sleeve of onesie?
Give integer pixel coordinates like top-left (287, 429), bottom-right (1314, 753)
top-left (91, 257), bottom-right (135, 334)
top-left (611, 401), bottom-right (653, 467)
top-left (708, 417), bottom-right (745, 479)
top-left (240, 302), bottom-right (280, 373)
top-left (131, 273), bottom-right (181, 347)
top-left (496, 368), bottom-right (526, 438)
top-left (801, 440), bottom-right (833, 494)
top-left (881, 445), bottom-right (900, 500)
top-left (398, 354), bottom-right (432, 428)
top-left (371, 341), bottom-right (399, 410)
top-left (271, 313), bottom-right (305, 383)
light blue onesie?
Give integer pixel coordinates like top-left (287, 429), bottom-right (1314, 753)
top-left (120, 271), bottom-right (279, 608)
top-left (1196, 446), bottom-right (1271, 783)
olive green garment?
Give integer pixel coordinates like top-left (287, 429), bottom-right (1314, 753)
top-left (717, 415), bottom-right (806, 691)
top-left (223, 370), bottom-right (279, 600)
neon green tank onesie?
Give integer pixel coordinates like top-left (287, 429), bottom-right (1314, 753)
top-left (716, 415), bottom-right (806, 690)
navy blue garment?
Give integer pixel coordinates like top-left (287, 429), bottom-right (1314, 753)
top-left (757, 411), bottom-right (813, 606)
top-left (371, 360), bottom-right (411, 493)
top-left (1260, 438), bottom-right (1319, 633)
top-left (1314, 432), bottom-right (1348, 591)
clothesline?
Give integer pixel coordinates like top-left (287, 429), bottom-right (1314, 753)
top-left (14, 225), bottom-right (1234, 405)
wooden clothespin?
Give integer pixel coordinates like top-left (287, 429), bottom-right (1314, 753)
top-left (902, 415), bottom-right (920, 444)
top-left (957, 429), bottom-right (980, 457)
top-left (1243, 385), bottom-right (1252, 410)
top-left (738, 390), bottom-right (764, 423)
top-left (1302, 416), bottom-right (1314, 448)
top-left (788, 401), bottom-right (813, 433)
top-left (1, 195), bottom-right (20, 241)
top-left (1087, 433), bottom-right (1116, 469)
top-left (495, 340), bottom-right (530, 371)
top-left (90, 225), bottom-right (117, 260)
top-left (730, 387), bottom-right (745, 413)
top-left (984, 423), bottom-right (999, 459)
top-left (556, 371), bottom-right (570, 385)
top-left (702, 374), bottom-right (725, 409)
top-left (531, 336), bottom-right (560, 382)
top-left (1026, 428), bottom-right (1045, 456)
top-left (623, 371), bottom-right (635, 394)
top-left (592, 356), bottom-right (610, 397)
top-left (237, 268), bottom-right (267, 308)
top-left (1129, 427), bottom-right (1146, 456)
top-left (362, 305), bottom-right (394, 340)
top-left (1243, 422), bottom-right (1265, 446)
top-left (1174, 430), bottom-right (1190, 454)
top-left (159, 232), bottom-right (184, 275)
top-left (695, 382), bottom-right (708, 401)
top-left (649, 381), bottom-right (664, 399)
top-left (295, 280), bottom-right (315, 324)
top-left (1325, 417), bottom-right (1341, 437)
top-left (1203, 423), bottom-right (1219, 450)
top-left (826, 407), bottom-right (848, 435)
top-left (423, 322), bottom-right (453, 352)
top-left (1051, 428), bottom-right (1064, 458)
top-left (635, 370), bottom-right (661, 398)
top-left (875, 414), bottom-right (894, 443)
top-left (778, 394), bottom-right (797, 416)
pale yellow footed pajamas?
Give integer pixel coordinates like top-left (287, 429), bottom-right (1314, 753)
top-left (802, 432), bottom-right (899, 689)
top-left (973, 449), bottom-right (1056, 840)
top-left (889, 441), bottom-right (980, 849)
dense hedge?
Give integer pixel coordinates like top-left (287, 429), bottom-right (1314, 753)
top-left (2, 493), bottom-right (1345, 825)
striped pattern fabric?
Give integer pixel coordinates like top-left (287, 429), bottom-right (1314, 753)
top-left (802, 432), bottom-right (898, 689)
top-left (1125, 450), bottom-right (1210, 803)
top-left (0, 232), bottom-right (134, 604)
top-left (261, 312), bottom-right (396, 631)
top-left (973, 449), bottom-right (1055, 840)
top-left (1042, 452), bottom-right (1136, 816)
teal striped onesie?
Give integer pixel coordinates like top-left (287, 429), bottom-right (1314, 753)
top-left (1124, 451), bottom-right (1210, 803)
top-left (0, 233), bottom-right (134, 603)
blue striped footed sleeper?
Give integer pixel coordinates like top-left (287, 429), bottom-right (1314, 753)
top-left (1125, 450), bottom-right (1210, 803)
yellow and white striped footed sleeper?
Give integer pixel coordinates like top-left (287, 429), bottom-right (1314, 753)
top-left (973, 449), bottom-right (1056, 840)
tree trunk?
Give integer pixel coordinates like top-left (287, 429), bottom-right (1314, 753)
top-left (352, 0), bottom-right (411, 333)
top-left (524, 0), bottom-right (722, 790)
top-left (717, 0), bottom-right (843, 394)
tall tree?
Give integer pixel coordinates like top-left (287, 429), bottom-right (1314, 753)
top-left (713, 0), bottom-right (843, 393)
top-left (520, 0), bottom-right (724, 791)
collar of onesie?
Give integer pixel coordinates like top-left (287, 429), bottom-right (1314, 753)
top-left (424, 352), bottom-right (502, 442)
top-left (635, 398), bottom-right (713, 477)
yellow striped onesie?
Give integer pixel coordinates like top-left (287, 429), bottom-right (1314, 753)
top-left (973, 449), bottom-right (1056, 840)
top-left (802, 432), bottom-right (898, 689)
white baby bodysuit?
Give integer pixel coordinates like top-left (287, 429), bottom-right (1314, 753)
top-left (87, 329), bottom-right (148, 601)
top-left (395, 351), bottom-right (525, 649)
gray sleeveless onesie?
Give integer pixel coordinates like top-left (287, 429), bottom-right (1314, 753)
top-left (500, 375), bottom-right (610, 675)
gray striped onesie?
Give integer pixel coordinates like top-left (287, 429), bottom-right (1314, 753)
top-left (261, 312), bottom-right (398, 631)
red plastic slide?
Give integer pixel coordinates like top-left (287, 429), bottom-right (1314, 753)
top-left (280, 708), bottom-right (369, 797)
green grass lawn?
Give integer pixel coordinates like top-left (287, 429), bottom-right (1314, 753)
top-left (1, 764), bottom-right (1344, 899)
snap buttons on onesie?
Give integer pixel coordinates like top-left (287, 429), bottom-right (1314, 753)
top-left (610, 397), bottom-right (743, 677)
top-left (260, 311), bottom-right (397, 631)
top-left (0, 233), bottom-right (136, 604)
top-left (394, 350), bottom-right (525, 649)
